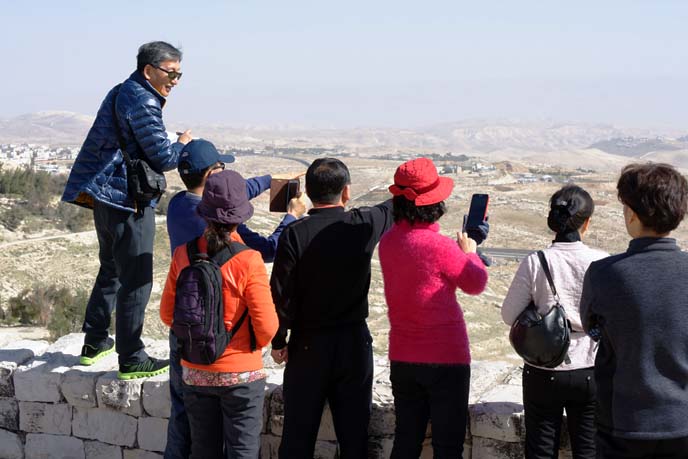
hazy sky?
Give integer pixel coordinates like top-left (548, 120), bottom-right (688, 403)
top-left (2, 1), bottom-right (687, 128)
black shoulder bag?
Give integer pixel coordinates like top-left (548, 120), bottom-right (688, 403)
top-left (509, 251), bottom-right (572, 368)
top-left (111, 86), bottom-right (167, 204)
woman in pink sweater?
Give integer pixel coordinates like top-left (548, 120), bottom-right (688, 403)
top-left (379, 158), bottom-right (489, 459)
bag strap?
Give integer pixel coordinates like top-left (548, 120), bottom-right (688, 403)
top-left (110, 84), bottom-right (133, 165)
top-left (536, 251), bottom-right (561, 303)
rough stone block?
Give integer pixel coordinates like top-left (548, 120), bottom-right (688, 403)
top-left (313, 440), bottom-right (338, 459)
top-left (368, 436), bottom-right (393, 458)
top-left (14, 334), bottom-right (83, 402)
top-left (25, 433), bottom-right (84, 459)
top-left (137, 417), bottom-right (167, 453)
top-left (260, 434), bottom-right (280, 459)
top-left (96, 373), bottom-right (143, 416)
top-left (0, 397), bottom-right (19, 430)
top-left (471, 436), bottom-right (524, 459)
top-left (0, 428), bottom-right (24, 459)
top-left (368, 399), bottom-right (396, 437)
top-left (469, 361), bottom-right (514, 404)
top-left (141, 374), bottom-right (170, 418)
top-left (0, 340), bottom-right (49, 398)
top-left (122, 449), bottom-right (163, 459)
top-left (72, 407), bottom-right (137, 447)
top-left (470, 384), bottom-right (524, 442)
top-left (84, 441), bottom-right (123, 459)
top-left (61, 367), bottom-right (109, 409)
top-left (267, 385), bottom-right (336, 441)
top-left (19, 402), bottom-right (72, 435)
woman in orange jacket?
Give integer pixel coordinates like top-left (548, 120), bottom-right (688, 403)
top-left (160, 170), bottom-right (278, 459)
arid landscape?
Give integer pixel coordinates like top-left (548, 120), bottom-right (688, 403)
top-left (2, 128), bottom-right (687, 363)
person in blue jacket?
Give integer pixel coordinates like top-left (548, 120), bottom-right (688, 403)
top-left (164, 138), bottom-right (307, 459)
top-left (62, 41), bottom-right (192, 379)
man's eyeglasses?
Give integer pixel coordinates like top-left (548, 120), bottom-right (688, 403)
top-left (211, 162), bottom-right (225, 172)
top-left (154, 66), bottom-right (183, 81)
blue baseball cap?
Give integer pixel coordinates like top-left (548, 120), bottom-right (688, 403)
top-left (178, 139), bottom-right (235, 175)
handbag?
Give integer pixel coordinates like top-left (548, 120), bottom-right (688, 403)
top-left (111, 86), bottom-right (167, 203)
top-left (509, 251), bottom-right (571, 368)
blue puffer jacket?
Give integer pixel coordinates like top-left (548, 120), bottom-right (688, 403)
top-left (62, 71), bottom-right (184, 212)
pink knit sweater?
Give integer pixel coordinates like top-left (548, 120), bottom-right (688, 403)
top-left (379, 221), bottom-right (488, 364)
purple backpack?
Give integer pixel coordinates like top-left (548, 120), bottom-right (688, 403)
top-left (172, 238), bottom-right (255, 365)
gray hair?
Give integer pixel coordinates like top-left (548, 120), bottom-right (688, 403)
top-left (136, 41), bottom-right (183, 72)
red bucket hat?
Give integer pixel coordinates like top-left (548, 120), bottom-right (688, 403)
top-left (389, 158), bottom-right (454, 206)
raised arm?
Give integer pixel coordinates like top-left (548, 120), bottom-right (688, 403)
top-left (127, 99), bottom-right (183, 172)
top-left (245, 175), bottom-right (271, 200)
top-left (236, 213), bottom-right (296, 263)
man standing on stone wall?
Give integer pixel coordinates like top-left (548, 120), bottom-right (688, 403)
top-left (62, 41), bottom-right (192, 380)
top-left (270, 158), bottom-right (394, 458)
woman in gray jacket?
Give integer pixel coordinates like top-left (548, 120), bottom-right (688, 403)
top-left (502, 185), bottom-right (607, 459)
top-left (581, 163), bottom-right (688, 458)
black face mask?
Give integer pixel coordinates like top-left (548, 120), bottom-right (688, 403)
top-left (554, 230), bottom-right (581, 243)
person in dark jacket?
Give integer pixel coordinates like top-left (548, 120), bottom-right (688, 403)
top-left (62, 41), bottom-right (192, 380)
top-left (581, 163), bottom-right (688, 458)
top-left (270, 158), bottom-right (393, 458)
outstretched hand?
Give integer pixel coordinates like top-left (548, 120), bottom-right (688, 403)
top-left (466, 216), bottom-right (490, 246)
top-left (287, 193), bottom-right (308, 218)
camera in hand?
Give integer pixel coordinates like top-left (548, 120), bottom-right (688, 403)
top-left (269, 178), bottom-right (300, 212)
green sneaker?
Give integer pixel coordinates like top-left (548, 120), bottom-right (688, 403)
top-left (117, 357), bottom-right (169, 380)
top-left (79, 337), bottom-right (115, 366)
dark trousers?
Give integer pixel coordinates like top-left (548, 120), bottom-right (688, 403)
top-left (183, 379), bottom-right (265, 459)
top-left (164, 332), bottom-right (190, 459)
top-left (523, 364), bottom-right (596, 459)
top-left (82, 201), bottom-right (153, 365)
top-left (389, 362), bottom-right (471, 459)
top-left (596, 431), bottom-right (688, 459)
top-left (279, 323), bottom-right (373, 459)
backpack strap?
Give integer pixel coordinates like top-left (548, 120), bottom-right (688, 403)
top-left (536, 251), bottom-right (560, 303)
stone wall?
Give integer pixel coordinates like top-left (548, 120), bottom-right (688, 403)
top-left (0, 333), bottom-right (573, 458)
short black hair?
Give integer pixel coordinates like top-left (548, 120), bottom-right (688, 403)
top-left (179, 161), bottom-right (212, 190)
top-left (305, 158), bottom-right (351, 204)
top-left (617, 163), bottom-right (688, 234)
top-left (137, 41), bottom-right (182, 72)
top-left (547, 185), bottom-right (595, 234)
top-left (392, 196), bottom-right (446, 224)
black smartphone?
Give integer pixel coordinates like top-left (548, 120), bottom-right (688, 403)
top-left (464, 193), bottom-right (490, 231)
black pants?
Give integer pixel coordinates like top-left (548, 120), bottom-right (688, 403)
top-left (523, 364), bottom-right (596, 459)
top-left (390, 362), bottom-right (471, 459)
top-left (183, 379), bottom-right (266, 459)
top-left (82, 201), bottom-right (154, 365)
top-left (596, 431), bottom-right (688, 459)
top-left (279, 323), bottom-right (373, 459)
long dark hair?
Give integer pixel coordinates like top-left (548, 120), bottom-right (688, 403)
top-left (205, 221), bottom-right (239, 256)
top-left (547, 185), bottom-right (594, 234)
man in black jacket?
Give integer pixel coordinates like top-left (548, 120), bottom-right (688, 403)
top-left (270, 158), bottom-right (393, 458)
top-left (581, 163), bottom-right (688, 458)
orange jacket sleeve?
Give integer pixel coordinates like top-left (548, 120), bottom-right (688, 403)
top-left (242, 251), bottom-right (279, 348)
top-left (160, 245), bottom-right (187, 328)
